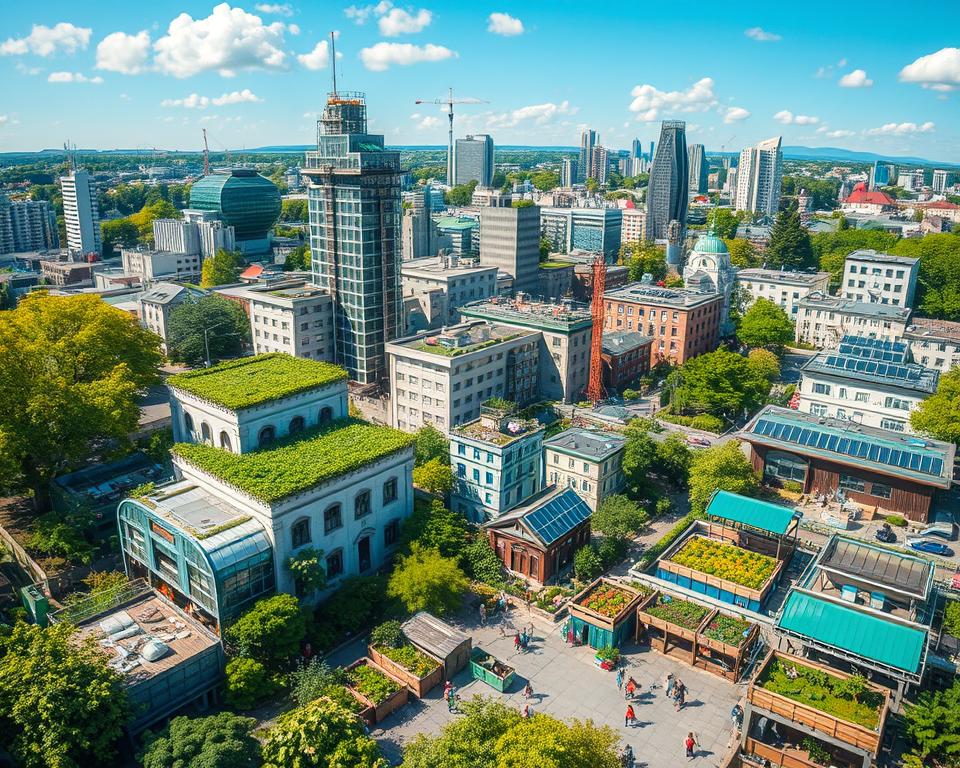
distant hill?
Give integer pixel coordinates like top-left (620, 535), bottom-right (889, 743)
top-left (782, 146), bottom-right (958, 167)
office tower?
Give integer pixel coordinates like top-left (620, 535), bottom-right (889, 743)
top-left (687, 143), bottom-right (708, 195)
top-left (0, 195), bottom-right (59, 253)
top-left (734, 136), bottom-right (783, 217)
top-left (455, 134), bottom-right (494, 187)
top-left (870, 160), bottom-right (892, 190)
top-left (303, 91), bottom-right (402, 387)
top-left (479, 204), bottom-right (540, 294)
top-left (153, 218), bottom-right (201, 255)
top-left (645, 121), bottom-right (688, 242)
top-left (579, 130), bottom-right (598, 182)
top-left (631, 138), bottom-right (642, 161)
top-left (189, 169), bottom-right (280, 255)
top-left (932, 169), bottom-right (949, 194)
top-left (560, 158), bottom-right (578, 187)
top-left (60, 169), bottom-right (101, 257)
top-left (591, 146), bottom-right (609, 185)
top-left (401, 187), bottom-right (441, 260)
top-left (649, 141), bottom-right (655, 162)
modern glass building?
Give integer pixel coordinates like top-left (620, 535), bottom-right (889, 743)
top-left (189, 169), bottom-right (281, 255)
top-left (303, 92), bottom-right (402, 387)
top-left (646, 120), bottom-right (688, 242)
top-left (455, 134), bottom-right (494, 187)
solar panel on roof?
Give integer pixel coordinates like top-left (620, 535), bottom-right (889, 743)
top-left (523, 490), bottom-right (591, 545)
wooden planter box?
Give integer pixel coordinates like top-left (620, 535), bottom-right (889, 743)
top-left (337, 688), bottom-right (376, 728)
top-left (748, 651), bottom-right (889, 756)
top-left (635, 590), bottom-right (709, 665)
top-left (742, 736), bottom-right (825, 768)
top-left (367, 644), bottom-right (444, 699)
top-left (693, 609), bottom-right (759, 682)
top-left (568, 578), bottom-right (644, 631)
top-left (470, 647), bottom-right (516, 692)
top-left (345, 658), bottom-right (410, 725)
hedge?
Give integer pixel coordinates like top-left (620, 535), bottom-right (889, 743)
top-left (658, 412), bottom-right (725, 434)
top-left (168, 353), bottom-right (348, 410)
top-left (173, 418), bottom-right (413, 503)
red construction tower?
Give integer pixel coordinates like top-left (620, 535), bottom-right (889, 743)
top-left (586, 255), bottom-right (606, 404)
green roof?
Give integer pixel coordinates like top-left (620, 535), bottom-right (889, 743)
top-left (706, 490), bottom-right (799, 536)
top-left (172, 418), bottom-right (414, 503)
top-left (168, 354), bottom-right (348, 411)
top-left (777, 591), bottom-right (927, 674)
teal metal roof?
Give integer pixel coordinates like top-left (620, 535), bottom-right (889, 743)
top-left (777, 591), bottom-right (927, 674)
top-left (692, 233), bottom-right (728, 255)
top-left (706, 490), bottom-right (798, 535)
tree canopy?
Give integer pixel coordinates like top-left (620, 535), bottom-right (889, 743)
top-left (226, 594), bottom-right (306, 668)
top-left (400, 499), bottom-right (469, 558)
top-left (765, 202), bottom-right (815, 270)
top-left (530, 170), bottom-right (560, 192)
top-left (688, 442), bottom-right (759, 515)
top-left (724, 238), bottom-right (761, 269)
top-left (167, 294), bottom-right (250, 367)
top-left (737, 298), bottom-right (795, 351)
top-left (619, 241), bottom-right (667, 282)
top-left (139, 712), bottom-right (262, 768)
top-left (667, 348), bottom-right (771, 419)
top-left (445, 180), bottom-right (478, 206)
top-left (201, 248), bottom-right (243, 288)
top-left (387, 542), bottom-right (469, 615)
top-left (591, 494), bottom-right (648, 540)
top-left (279, 198), bottom-right (308, 222)
top-left (747, 348), bottom-right (781, 381)
top-left (903, 678), bottom-right (960, 766)
top-left (283, 244), bottom-right (310, 272)
top-left (911, 368), bottom-right (960, 445)
top-left (413, 423), bottom-right (449, 466)
top-left (412, 458), bottom-right (454, 496)
top-left (811, 229), bottom-right (897, 286)
top-left (0, 293), bottom-right (162, 509)
top-left (894, 233), bottom-right (960, 321)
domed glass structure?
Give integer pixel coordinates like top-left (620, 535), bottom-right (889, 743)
top-left (189, 169), bottom-right (281, 254)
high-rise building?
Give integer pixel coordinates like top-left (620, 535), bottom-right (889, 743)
top-left (649, 141), bottom-right (655, 162)
top-left (560, 158), bottom-right (578, 187)
top-left (153, 218), bottom-right (202, 255)
top-left (591, 146), bottom-right (609, 185)
top-left (870, 160), bottom-right (894, 190)
top-left (479, 205), bottom-right (540, 294)
top-left (189, 169), bottom-right (280, 256)
top-left (153, 210), bottom-right (235, 258)
top-left (932, 169), bottom-right (950, 194)
top-left (631, 138), bottom-right (642, 161)
top-left (0, 195), bottom-right (59, 253)
top-left (579, 130), bottom-right (598, 183)
top-left (455, 134), bottom-right (494, 187)
top-left (401, 188), bottom-right (442, 261)
top-left (687, 143), bottom-right (708, 195)
top-left (303, 91), bottom-right (402, 387)
top-left (734, 136), bottom-right (783, 217)
top-left (60, 169), bottom-right (101, 257)
top-left (645, 121), bottom-right (688, 242)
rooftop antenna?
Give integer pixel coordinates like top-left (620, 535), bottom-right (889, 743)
top-left (63, 140), bottom-right (76, 172)
top-left (330, 31), bottom-right (337, 97)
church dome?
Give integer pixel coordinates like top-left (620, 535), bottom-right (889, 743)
top-left (692, 233), bottom-right (729, 255)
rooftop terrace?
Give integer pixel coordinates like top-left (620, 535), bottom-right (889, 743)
top-left (736, 268), bottom-right (831, 286)
top-left (796, 292), bottom-right (912, 321)
top-left (904, 316), bottom-right (960, 343)
top-left (544, 428), bottom-right (625, 461)
top-left (603, 282), bottom-right (720, 308)
top-left (394, 322), bottom-right (530, 358)
top-left (460, 296), bottom-right (593, 332)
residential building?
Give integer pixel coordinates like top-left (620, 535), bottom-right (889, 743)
top-left (240, 282), bottom-right (335, 360)
top-left (401, 256), bottom-right (499, 328)
top-left (0, 195), bottom-right (58, 253)
top-left (646, 120), bottom-right (688, 242)
top-left (918, 200), bottom-right (960, 224)
top-left (387, 321), bottom-right (540, 433)
top-left (401, 188), bottom-right (440, 261)
top-left (601, 330), bottom-right (653, 390)
top-left (682, 232), bottom-right (737, 334)
top-left (543, 428), bottom-right (626, 511)
top-left (539, 207), bottom-right (623, 257)
top-left (121, 247), bottom-right (202, 283)
top-left (842, 250), bottom-right (919, 307)
top-left (560, 158), bottom-right (578, 187)
top-left (734, 268), bottom-right (831, 317)
top-left (460, 296), bottom-right (593, 402)
top-left (39, 260), bottom-right (93, 287)
top-left (479, 204), bottom-right (540, 294)
top-left (603, 283), bottom-right (723, 364)
top-left (733, 136), bottom-right (783, 217)
top-left (932, 169), bottom-right (950, 194)
top-left (189, 169), bottom-right (280, 256)
top-left (590, 146), bottom-right (609, 185)
top-left (455, 134), bottom-right (494, 187)
top-left (138, 282), bottom-right (202, 351)
top-left (621, 207), bottom-right (646, 244)
top-left (797, 339), bottom-right (938, 433)
top-left (687, 143), bottom-right (708, 195)
top-left (450, 402), bottom-right (544, 522)
top-left (184, 209), bottom-right (236, 257)
top-left (795, 292), bottom-right (912, 349)
top-left (303, 92), bottom-right (402, 387)
top-left (483, 488), bottom-right (591, 584)
top-left (435, 215), bottom-right (479, 256)
top-left (904, 317), bottom-right (960, 373)
top-left (153, 218), bottom-right (202, 256)
top-left (741, 405), bottom-right (954, 522)
top-left (841, 182), bottom-right (897, 215)
top-left (897, 169), bottom-right (925, 191)
top-left (60, 169), bottom-right (101, 256)
top-left (579, 130), bottom-right (598, 183)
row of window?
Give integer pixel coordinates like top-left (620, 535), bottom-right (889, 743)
top-left (183, 407), bottom-right (334, 451)
top-left (848, 265), bottom-right (907, 279)
top-left (290, 478), bottom-right (399, 548)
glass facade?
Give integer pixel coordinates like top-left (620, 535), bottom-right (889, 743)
top-left (189, 170), bottom-right (281, 242)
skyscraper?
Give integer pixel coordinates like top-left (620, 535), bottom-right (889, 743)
top-left (631, 138), bottom-right (642, 160)
top-left (455, 134), bottom-right (494, 187)
top-left (933, 169), bottom-right (950, 194)
top-left (60, 169), bottom-right (101, 256)
top-left (0, 194), bottom-right (59, 253)
top-left (479, 205), bottom-right (540, 294)
top-left (560, 158), bottom-right (578, 187)
top-left (870, 160), bottom-right (892, 190)
top-left (591, 146), bottom-right (609, 185)
top-left (579, 129), bottom-right (598, 183)
top-left (303, 91), bottom-right (402, 387)
top-left (645, 121), bottom-right (688, 242)
top-left (734, 136), bottom-right (783, 217)
top-left (687, 143), bottom-right (708, 195)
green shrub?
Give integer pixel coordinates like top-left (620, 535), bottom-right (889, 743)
top-left (596, 536), bottom-right (627, 568)
top-left (944, 600), bottom-right (960, 637)
top-left (462, 537), bottom-right (505, 586)
top-left (225, 657), bottom-right (280, 710)
top-left (227, 594), bottom-right (306, 668)
top-left (781, 480), bottom-right (803, 493)
top-left (654, 497), bottom-right (672, 518)
top-left (377, 643), bottom-right (439, 678)
top-left (313, 575), bottom-right (390, 652)
top-left (623, 389), bottom-right (640, 401)
top-left (370, 620), bottom-right (404, 648)
top-left (595, 645), bottom-right (620, 663)
top-left (886, 514), bottom-right (907, 527)
top-left (574, 545), bottom-right (603, 582)
top-left (348, 664), bottom-right (402, 705)
top-left (689, 414), bottom-right (725, 433)
top-left (288, 659), bottom-right (360, 711)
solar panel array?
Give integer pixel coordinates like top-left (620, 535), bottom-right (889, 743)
top-left (524, 490), bottom-right (592, 545)
top-left (752, 418), bottom-right (945, 477)
top-left (838, 335), bottom-right (908, 363)
top-left (822, 355), bottom-right (922, 382)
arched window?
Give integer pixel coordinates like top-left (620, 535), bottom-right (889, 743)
top-left (289, 416), bottom-right (305, 435)
top-left (201, 422), bottom-right (212, 444)
top-left (324, 504), bottom-right (342, 534)
top-left (219, 431), bottom-right (232, 451)
top-left (291, 517), bottom-right (311, 548)
top-left (258, 425), bottom-right (276, 448)
top-left (319, 406), bottom-right (333, 425)
top-left (184, 412), bottom-right (194, 434)
top-left (354, 490), bottom-right (371, 520)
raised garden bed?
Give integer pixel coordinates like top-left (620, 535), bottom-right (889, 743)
top-left (470, 647), bottom-right (516, 692)
top-left (642, 593), bottom-right (710, 632)
top-left (700, 613), bottom-right (753, 648)
top-left (569, 579), bottom-right (643, 629)
top-left (368, 642), bottom-right (443, 698)
top-left (532, 585), bottom-right (573, 621)
top-left (693, 609), bottom-right (759, 682)
top-left (345, 658), bottom-right (410, 725)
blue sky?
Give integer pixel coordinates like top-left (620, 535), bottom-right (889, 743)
top-left (1, 1), bottom-right (958, 160)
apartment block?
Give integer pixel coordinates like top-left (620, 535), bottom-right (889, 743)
top-left (795, 293), bottom-right (911, 349)
top-left (904, 317), bottom-right (960, 373)
top-left (543, 428), bottom-right (626, 511)
top-left (842, 250), bottom-right (919, 308)
top-left (121, 247), bottom-right (202, 283)
top-left (735, 268), bottom-right (831, 317)
top-left (401, 256), bottom-right (499, 329)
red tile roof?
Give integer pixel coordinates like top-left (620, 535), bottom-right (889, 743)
top-left (843, 182), bottom-right (895, 206)
top-left (240, 264), bottom-right (264, 279)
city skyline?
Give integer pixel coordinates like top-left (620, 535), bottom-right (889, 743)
top-left (0, 1), bottom-right (958, 160)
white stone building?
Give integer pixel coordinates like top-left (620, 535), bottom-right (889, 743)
top-left (543, 428), bottom-right (626, 511)
top-left (122, 247), bottom-right (202, 283)
top-left (735, 268), bottom-right (831, 317)
top-left (401, 256), bottom-right (499, 331)
top-left (904, 318), bottom-right (960, 374)
top-left (795, 293), bottom-right (912, 349)
top-left (842, 250), bottom-right (919, 308)
top-left (138, 282), bottom-right (202, 351)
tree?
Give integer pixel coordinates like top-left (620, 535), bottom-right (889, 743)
top-left (286, 546), bottom-right (327, 597)
top-left (892, 233), bottom-right (960, 320)
top-left (655, 432), bottom-right (692, 487)
top-left (904, 679), bottom-right (960, 765)
top-left (811, 229), bottom-right (898, 286)
top-left (413, 457), bottom-right (454, 495)
top-left (201, 248), bottom-right (242, 288)
top-left (399, 499), bottom-right (469, 558)
top-left (0, 622), bottom-right (130, 768)
top-left (462, 536), bottom-right (505, 585)
top-left (167, 294), bottom-right (250, 367)
top-left (620, 420), bottom-right (659, 497)
top-left (724, 238), bottom-right (761, 268)
top-left (737, 298), bottom-right (795, 351)
top-left (225, 657), bottom-right (280, 710)
top-left (911, 368), bottom-right (960, 445)
top-left (540, 236), bottom-right (552, 260)
top-left (573, 545), bottom-right (603, 581)
top-left (0, 294), bottom-right (162, 510)
top-left (413, 423), bottom-right (449, 466)
top-left (669, 349), bottom-right (771, 418)
top-left (226, 594), bottom-right (306, 668)
top-left (445, 180), bottom-right (478, 206)
top-left (747, 348), bottom-right (781, 381)
top-left (284, 244), bottom-right (310, 271)
top-left (128, 199), bottom-right (181, 245)
top-left (140, 712), bottom-right (261, 768)
top-left (387, 543), bottom-right (469, 615)
top-left (261, 698), bottom-right (387, 768)
top-left (619, 241), bottom-right (667, 282)
top-left (585, 177), bottom-right (599, 194)
top-left (100, 218), bottom-right (139, 257)
top-left (530, 170), bottom-right (559, 192)
top-left (280, 198), bottom-right (308, 222)
top-left (711, 208), bottom-right (744, 239)
top-left (688, 442), bottom-right (759, 515)
top-left (592, 495), bottom-right (648, 541)
top-left (765, 202), bottom-right (815, 270)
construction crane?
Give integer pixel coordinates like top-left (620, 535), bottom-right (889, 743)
top-left (202, 128), bottom-right (210, 176)
top-left (586, 255), bottom-right (607, 404)
top-left (415, 88), bottom-right (488, 186)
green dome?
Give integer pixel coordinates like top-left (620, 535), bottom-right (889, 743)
top-left (692, 233), bottom-right (728, 255)
top-left (189, 169), bottom-right (281, 242)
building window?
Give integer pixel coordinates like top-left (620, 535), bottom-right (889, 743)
top-left (384, 519), bottom-right (400, 547)
top-left (809, 404), bottom-right (827, 417)
top-left (870, 482), bottom-right (892, 499)
top-left (291, 517), bottom-right (311, 548)
top-left (325, 549), bottom-right (344, 579)
top-left (319, 406), bottom-right (333, 425)
top-left (258, 425), bottom-right (276, 447)
top-left (764, 451), bottom-right (807, 483)
top-left (458, 443), bottom-right (466, 455)
top-left (354, 490), bottom-right (371, 519)
top-left (884, 396), bottom-right (911, 411)
top-left (383, 477), bottom-right (398, 504)
top-left (813, 383), bottom-right (831, 396)
top-left (184, 412), bottom-right (194, 434)
top-left (324, 504), bottom-right (342, 534)
top-left (200, 422), bottom-right (212, 444)
top-left (855, 392), bottom-right (869, 402)
top-left (839, 474), bottom-right (865, 493)
top-left (880, 418), bottom-right (906, 432)
top-left (457, 463), bottom-right (466, 478)
top-left (219, 431), bottom-right (232, 451)
top-left (289, 416), bottom-right (305, 435)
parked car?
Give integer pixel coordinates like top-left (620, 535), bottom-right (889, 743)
top-left (919, 522), bottom-right (958, 541)
top-left (875, 523), bottom-right (896, 543)
top-left (906, 537), bottom-right (952, 556)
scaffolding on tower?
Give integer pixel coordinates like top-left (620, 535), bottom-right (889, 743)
top-left (586, 255), bottom-right (606, 404)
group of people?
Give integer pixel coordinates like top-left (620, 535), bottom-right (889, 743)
top-left (513, 626), bottom-right (534, 653)
top-left (443, 681), bottom-right (460, 713)
top-left (664, 672), bottom-right (687, 710)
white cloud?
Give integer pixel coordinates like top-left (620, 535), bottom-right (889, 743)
top-left (255, 3), bottom-right (293, 15)
top-left (119, 93), bottom-right (131, 101)
top-left (298, 40), bottom-right (330, 69)
top-left (359, 42), bottom-right (455, 71)
top-left (161, 89), bottom-right (262, 108)
top-left (344, 1), bottom-right (393, 25)
top-left (14, 62), bottom-right (41, 75)
top-left (379, 7), bottom-right (432, 36)
top-left (47, 71), bottom-right (103, 84)
top-left (0, 22), bottom-right (91, 57)
top-left (212, 88), bottom-right (261, 105)
top-left (865, 121), bottom-right (935, 136)
top-left (838, 69), bottom-right (873, 88)
top-left (899, 47), bottom-right (960, 89)
top-left (415, 115), bottom-right (441, 130)
top-left (154, 3), bottom-right (289, 78)
top-left (774, 110), bottom-right (819, 125)
top-left (488, 12), bottom-right (524, 36)
top-left (815, 58), bottom-right (849, 79)
top-left (288, 23), bottom-right (300, 35)
top-left (487, 100), bottom-right (576, 129)
top-left (628, 77), bottom-right (717, 122)
top-left (722, 106), bottom-right (750, 123)
top-left (0, 115), bottom-right (9, 126)
top-left (95, 31), bottom-right (150, 74)
top-left (824, 129), bottom-right (855, 138)
top-left (744, 27), bottom-right (781, 42)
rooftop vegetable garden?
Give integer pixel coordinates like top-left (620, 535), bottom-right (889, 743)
top-left (578, 583), bottom-right (635, 618)
top-left (168, 353), bottom-right (348, 410)
top-left (375, 643), bottom-right (439, 678)
top-left (348, 664), bottom-right (403, 706)
top-left (173, 418), bottom-right (413, 503)
top-left (644, 595), bottom-right (710, 631)
top-left (668, 536), bottom-right (776, 590)
top-left (701, 614), bottom-right (752, 647)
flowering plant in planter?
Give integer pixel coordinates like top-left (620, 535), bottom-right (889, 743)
top-left (701, 614), bottom-right (752, 647)
top-left (668, 536), bottom-right (776, 590)
top-left (581, 584), bottom-right (632, 618)
top-left (645, 595), bottom-right (709, 630)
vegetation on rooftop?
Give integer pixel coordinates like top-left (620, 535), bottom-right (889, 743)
top-left (668, 536), bottom-right (776, 590)
top-left (167, 353), bottom-right (348, 411)
top-left (644, 594), bottom-right (710, 630)
top-left (412, 333), bottom-right (522, 358)
top-left (348, 663), bottom-right (402, 706)
top-left (701, 614), bottom-right (752, 647)
top-left (578, 583), bottom-right (634, 618)
top-left (172, 418), bottom-right (413, 503)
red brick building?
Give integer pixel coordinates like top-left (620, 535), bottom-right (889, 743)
top-left (601, 331), bottom-right (653, 390)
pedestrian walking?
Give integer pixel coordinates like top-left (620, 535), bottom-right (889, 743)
top-left (684, 731), bottom-right (699, 759)
top-left (479, 602), bottom-right (487, 625)
top-left (624, 704), bottom-right (636, 728)
top-left (522, 703), bottom-right (531, 719)
top-left (443, 680), bottom-right (452, 700)
top-left (625, 677), bottom-right (638, 700)
top-left (664, 673), bottom-right (675, 698)
top-left (616, 669), bottom-right (625, 691)
top-left (524, 681), bottom-right (533, 699)
top-left (674, 681), bottom-right (686, 711)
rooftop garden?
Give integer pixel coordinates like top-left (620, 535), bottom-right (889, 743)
top-left (412, 334), bottom-right (522, 358)
top-left (644, 594), bottom-right (710, 631)
top-left (668, 536), bottom-right (776, 590)
top-left (348, 663), bottom-right (403, 706)
top-left (757, 658), bottom-right (885, 730)
top-left (539, 261), bottom-right (574, 269)
top-left (168, 353), bottom-right (348, 410)
top-left (454, 418), bottom-right (539, 446)
top-left (578, 583), bottom-right (635, 618)
top-left (701, 614), bottom-right (752, 647)
top-left (172, 418), bottom-right (413, 503)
